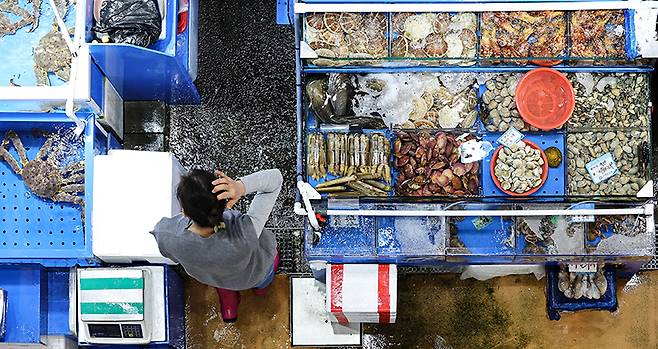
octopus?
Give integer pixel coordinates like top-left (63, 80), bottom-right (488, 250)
top-left (0, 0), bottom-right (41, 38)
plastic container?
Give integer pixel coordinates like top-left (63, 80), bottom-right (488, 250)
top-left (515, 68), bottom-right (575, 131)
top-left (490, 139), bottom-right (549, 196)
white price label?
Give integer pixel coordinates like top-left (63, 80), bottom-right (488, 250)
top-left (586, 153), bottom-right (619, 184)
top-left (460, 139), bottom-right (493, 164)
top-left (496, 126), bottom-right (524, 148)
top-left (471, 216), bottom-right (494, 230)
top-left (568, 263), bottom-right (598, 273)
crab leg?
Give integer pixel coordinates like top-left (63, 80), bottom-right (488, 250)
top-left (62, 173), bottom-right (84, 185)
top-left (0, 146), bottom-right (22, 174)
top-left (63, 161), bottom-right (84, 175)
top-left (36, 136), bottom-right (56, 160)
top-left (60, 184), bottom-right (84, 193)
top-left (3, 131), bottom-right (29, 165)
top-left (53, 192), bottom-right (85, 231)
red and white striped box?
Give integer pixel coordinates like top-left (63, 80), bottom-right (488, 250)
top-left (326, 264), bottom-right (397, 324)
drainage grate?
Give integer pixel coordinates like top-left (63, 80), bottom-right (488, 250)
top-left (641, 233), bottom-right (658, 270)
top-left (272, 228), bottom-right (309, 274)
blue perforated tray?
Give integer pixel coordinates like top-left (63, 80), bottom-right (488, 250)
top-left (0, 114), bottom-right (108, 266)
top-left (546, 266), bottom-right (617, 320)
top-left (482, 133), bottom-right (566, 198)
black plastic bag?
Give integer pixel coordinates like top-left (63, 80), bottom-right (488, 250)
top-left (93, 0), bottom-right (162, 47)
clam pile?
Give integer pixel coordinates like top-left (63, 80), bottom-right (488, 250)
top-left (568, 73), bottom-right (649, 129)
top-left (570, 10), bottom-right (625, 58)
top-left (480, 11), bottom-right (567, 62)
top-left (558, 265), bottom-right (608, 300)
top-left (567, 131), bottom-right (648, 196)
top-left (391, 13), bottom-right (476, 60)
top-left (304, 12), bottom-right (387, 64)
top-left (394, 131), bottom-right (479, 196)
top-left (481, 74), bottom-right (535, 132)
top-left (493, 142), bottom-right (545, 194)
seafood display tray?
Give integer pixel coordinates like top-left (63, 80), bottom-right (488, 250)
top-left (304, 201), bottom-right (654, 263)
top-left (482, 133), bottom-right (566, 198)
top-left (305, 203), bottom-right (445, 263)
top-left (546, 266), bottom-right (617, 320)
top-left (0, 114), bottom-right (110, 266)
top-left (299, 10), bottom-right (638, 69)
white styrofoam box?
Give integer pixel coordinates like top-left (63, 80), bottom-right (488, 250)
top-left (291, 277), bottom-right (361, 347)
top-left (92, 150), bottom-right (184, 264)
top-left (326, 264), bottom-right (397, 324)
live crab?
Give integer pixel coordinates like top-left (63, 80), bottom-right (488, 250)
top-left (0, 0), bottom-right (41, 38)
top-left (0, 130), bottom-right (85, 216)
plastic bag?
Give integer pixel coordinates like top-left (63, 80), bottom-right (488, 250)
top-left (93, 0), bottom-right (162, 47)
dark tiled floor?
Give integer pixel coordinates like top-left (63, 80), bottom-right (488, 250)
top-left (168, 0), bottom-right (301, 230)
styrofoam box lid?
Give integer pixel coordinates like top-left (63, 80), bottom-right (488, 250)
top-left (326, 264), bottom-right (397, 314)
top-left (92, 151), bottom-right (184, 264)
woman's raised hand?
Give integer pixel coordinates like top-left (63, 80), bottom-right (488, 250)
top-left (212, 171), bottom-right (246, 209)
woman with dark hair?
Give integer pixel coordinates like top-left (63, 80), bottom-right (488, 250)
top-left (151, 168), bottom-right (283, 322)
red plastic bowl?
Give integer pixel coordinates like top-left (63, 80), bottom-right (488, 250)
top-left (490, 140), bottom-right (549, 196)
top-left (515, 68), bottom-right (575, 131)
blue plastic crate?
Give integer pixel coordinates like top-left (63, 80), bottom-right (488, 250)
top-left (482, 133), bottom-right (566, 198)
top-left (546, 267), bottom-right (617, 320)
top-left (0, 265), bottom-right (47, 344)
top-left (0, 113), bottom-right (107, 266)
top-left (451, 213), bottom-right (515, 256)
top-left (86, 0), bottom-right (200, 104)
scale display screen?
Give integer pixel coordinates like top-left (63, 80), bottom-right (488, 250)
top-left (87, 324), bottom-right (144, 339)
top-left (88, 324), bottom-right (122, 338)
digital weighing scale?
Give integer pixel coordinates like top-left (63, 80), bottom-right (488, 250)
top-left (72, 266), bottom-right (171, 346)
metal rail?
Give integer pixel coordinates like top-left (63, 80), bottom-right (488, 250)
top-left (295, 1), bottom-right (658, 13)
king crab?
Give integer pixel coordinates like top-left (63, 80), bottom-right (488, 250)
top-left (0, 130), bottom-right (84, 217)
top-left (0, 0), bottom-right (41, 38)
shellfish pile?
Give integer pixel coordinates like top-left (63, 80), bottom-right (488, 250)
top-left (391, 12), bottom-right (476, 61)
top-left (570, 10), bottom-right (625, 58)
top-left (352, 73), bottom-right (478, 129)
top-left (394, 131), bottom-right (479, 196)
top-left (567, 73), bottom-right (649, 129)
top-left (558, 265), bottom-right (608, 300)
top-left (481, 11), bottom-right (567, 63)
top-left (307, 132), bottom-right (391, 183)
top-left (567, 131), bottom-right (647, 196)
top-left (493, 142), bottom-right (545, 194)
top-left (304, 12), bottom-right (387, 64)
top-left (481, 74), bottom-right (536, 132)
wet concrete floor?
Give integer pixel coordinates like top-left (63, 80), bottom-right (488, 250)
top-left (186, 272), bottom-right (658, 349)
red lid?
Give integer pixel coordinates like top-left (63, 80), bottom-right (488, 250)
top-left (490, 140), bottom-right (549, 196)
top-left (515, 68), bottom-right (575, 131)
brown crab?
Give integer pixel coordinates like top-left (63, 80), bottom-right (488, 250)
top-left (34, 25), bottom-right (72, 86)
top-left (0, 130), bottom-right (85, 215)
top-left (0, 0), bottom-right (41, 37)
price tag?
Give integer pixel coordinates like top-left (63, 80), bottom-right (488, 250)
top-left (586, 153), bottom-right (619, 184)
top-left (571, 203), bottom-right (595, 223)
top-left (496, 126), bottom-right (524, 148)
top-left (568, 263), bottom-right (598, 273)
top-left (459, 139), bottom-right (493, 164)
top-left (472, 216), bottom-right (494, 230)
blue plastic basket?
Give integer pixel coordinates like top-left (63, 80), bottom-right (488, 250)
top-left (546, 266), bottom-right (617, 320)
top-left (0, 113), bottom-right (109, 266)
